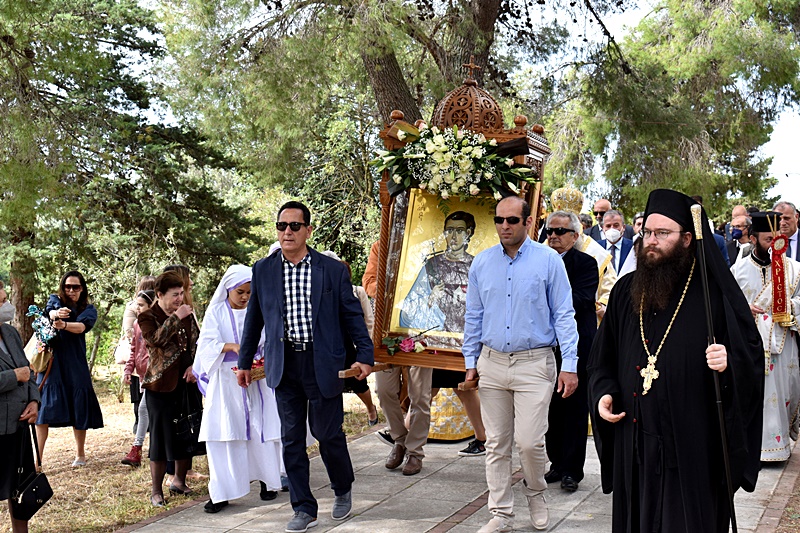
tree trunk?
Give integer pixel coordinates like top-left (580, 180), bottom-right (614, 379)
top-left (88, 301), bottom-right (113, 375)
top-left (362, 47), bottom-right (422, 124)
top-left (10, 228), bottom-right (36, 341)
top-left (448, 0), bottom-right (501, 86)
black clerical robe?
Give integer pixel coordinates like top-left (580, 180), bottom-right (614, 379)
top-left (588, 272), bottom-right (763, 533)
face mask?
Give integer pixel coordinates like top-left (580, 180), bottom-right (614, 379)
top-left (605, 228), bottom-right (622, 244)
top-left (731, 228), bottom-right (743, 240)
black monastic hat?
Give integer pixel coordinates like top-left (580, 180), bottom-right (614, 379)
top-left (750, 211), bottom-right (781, 235)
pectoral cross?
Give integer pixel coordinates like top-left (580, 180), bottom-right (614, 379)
top-left (640, 355), bottom-right (660, 395)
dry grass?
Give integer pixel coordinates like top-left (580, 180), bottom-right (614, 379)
top-left (1, 367), bottom-right (380, 533)
top-left (777, 476), bottom-right (800, 532)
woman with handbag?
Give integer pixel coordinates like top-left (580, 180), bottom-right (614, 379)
top-left (138, 270), bottom-right (203, 507)
top-left (120, 289), bottom-right (156, 467)
top-left (0, 322), bottom-right (42, 532)
top-left (195, 265), bottom-right (283, 513)
top-left (36, 271), bottom-right (103, 466)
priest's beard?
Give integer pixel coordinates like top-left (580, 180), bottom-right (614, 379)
top-left (631, 238), bottom-right (695, 315)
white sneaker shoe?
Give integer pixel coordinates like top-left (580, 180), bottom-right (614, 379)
top-left (477, 516), bottom-right (513, 533)
top-left (527, 493), bottom-right (549, 530)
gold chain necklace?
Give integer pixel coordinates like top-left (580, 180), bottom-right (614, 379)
top-left (638, 259), bottom-right (695, 395)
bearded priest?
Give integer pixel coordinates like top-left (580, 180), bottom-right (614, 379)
top-left (731, 211), bottom-right (800, 462)
top-left (588, 189), bottom-right (763, 533)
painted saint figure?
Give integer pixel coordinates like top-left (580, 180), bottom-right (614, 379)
top-left (400, 211), bottom-right (476, 333)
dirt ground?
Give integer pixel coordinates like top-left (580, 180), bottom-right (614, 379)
top-left (0, 367), bottom-right (377, 533)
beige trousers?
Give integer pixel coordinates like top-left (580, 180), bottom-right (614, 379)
top-left (477, 345), bottom-right (557, 519)
top-left (375, 366), bottom-right (432, 458)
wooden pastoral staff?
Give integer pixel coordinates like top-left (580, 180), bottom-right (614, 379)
top-left (340, 58), bottom-right (551, 386)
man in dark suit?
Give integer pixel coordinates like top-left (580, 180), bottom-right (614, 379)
top-left (542, 210), bottom-right (598, 492)
top-left (237, 201), bottom-right (373, 533)
top-left (726, 214), bottom-right (751, 266)
top-left (598, 210), bottom-right (633, 273)
top-left (774, 200), bottom-right (800, 261)
top-left (584, 198), bottom-right (635, 242)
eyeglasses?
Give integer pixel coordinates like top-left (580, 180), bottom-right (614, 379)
top-left (64, 284), bottom-right (82, 292)
top-left (593, 211), bottom-right (606, 218)
top-left (640, 229), bottom-right (686, 241)
top-left (493, 216), bottom-right (522, 225)
top-left (545, 227), bottom-right (575, 236)
top-left (443, 227), bottom-right (469, 236)
top-left (276, 221), bottom-right (308, 232)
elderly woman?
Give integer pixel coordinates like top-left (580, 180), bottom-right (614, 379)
top-left (139, 270), bottom-right (202, 507)
top-left (0, 323), bottom-right (40, 532)
top-left (195, 265), bottom-right (283, 513)
top-left (36, 270), bottom-right (103, 466)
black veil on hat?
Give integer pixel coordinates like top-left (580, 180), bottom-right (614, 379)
top-left (642, 188), bottom-right (764, 494)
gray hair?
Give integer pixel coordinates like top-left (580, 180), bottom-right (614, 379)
top-left (546, 211), bottom-right (582, 234)
top-left (773, 200), bottom-right (798, 213)
top-left (602, 209), bottom-right (625, 224)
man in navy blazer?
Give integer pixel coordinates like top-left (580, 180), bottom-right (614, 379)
top-left (598, 210), bottom-right (634, 273)
top-left (543, 211), bottom-right (598, 493)
top-left (237, 201), bottom-right (373, 532)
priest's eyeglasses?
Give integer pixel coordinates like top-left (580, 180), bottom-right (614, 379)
top-left (640, 229), bottom-right (684, 241)
top-left (545, 227), bottom-right (575, 236)
top-left (276, 221), bottom-right (308, 232)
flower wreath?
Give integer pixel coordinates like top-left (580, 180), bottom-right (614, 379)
top-left (372, 123), bottom-right (538, 201)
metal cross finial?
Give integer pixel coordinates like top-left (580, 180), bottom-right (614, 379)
top-left (463, 55), bottom-right (481, 79)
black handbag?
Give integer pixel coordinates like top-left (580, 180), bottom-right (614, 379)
top-left (11, 425), bottom-right (53, 521)
top-left (173, 383), bottom-right (205, 456)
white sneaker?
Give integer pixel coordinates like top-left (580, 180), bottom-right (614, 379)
top-left (527, 493), bottom-right (549, 530)
top-left (477, 516), bottom-right (513, 533)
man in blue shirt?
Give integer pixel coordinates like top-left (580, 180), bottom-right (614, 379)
top-left (464, 195), bottom-right (580, 533)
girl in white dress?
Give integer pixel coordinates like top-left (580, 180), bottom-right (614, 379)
top-left (196, 265), bottom-right (283, 512)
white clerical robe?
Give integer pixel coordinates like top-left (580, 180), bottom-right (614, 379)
top-left (732, 255), bottom-right (800, 461)
top-left (197, 304), bottom-right (284, 501)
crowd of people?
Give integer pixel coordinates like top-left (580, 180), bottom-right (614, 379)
top-left (1, 191), bottom-right (799, 533)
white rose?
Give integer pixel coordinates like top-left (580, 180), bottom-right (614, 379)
top-left (484, 172), bottom-right (494, 179)
top-left (397, 130), bottom-right (407, 140)
top-left (419, 182), bottom-right (427, 190)
top-left (426, 140), bottom-right (436, 154)
top-left (441, 191), bottom-right (450, 200)
top-left (431, 126), bottom-right (440, 135)
top-left (472, 147), bottom-right (483, 158)
top-left (433, 134), bottom-right (445, 145)
top-left (505, 158), bottom-right (514, 167)
top-left (494, 191), bottom-right (502, 200)
top-left (393, 175), bottom-right (402, 183)
top-left (469, 184), bottom-right (481, 196)
top-left (489, 138), bottom-right (497, 146)
top-left (451, 185), bottom-right (460, 194)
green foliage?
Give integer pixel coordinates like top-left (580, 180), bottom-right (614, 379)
top-left (544, 0), bottom-right (800, 218)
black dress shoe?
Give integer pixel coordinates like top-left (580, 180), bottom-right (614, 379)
top-left (260, 481), bottom-right (278, 501)
top-left (561, 475), bottom-right (579, 492)
top-left (544, 469), bottom-right (562, 484)
top-left (204, 500), bottom-right (229, 513)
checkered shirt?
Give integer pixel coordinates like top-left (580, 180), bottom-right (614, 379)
top-left (282, 252), bottom-right (313, 342)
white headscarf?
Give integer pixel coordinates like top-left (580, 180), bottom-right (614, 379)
top-left (194, 264), bottom-right (253, 396)
top-left (208, 264), bottom-right (252, 309)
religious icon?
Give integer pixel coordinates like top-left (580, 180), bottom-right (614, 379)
top-left (389, 188), bottom-right (499, 350)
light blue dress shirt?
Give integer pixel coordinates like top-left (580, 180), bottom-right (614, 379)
top-left (462, 237), bottom-right (579, 372)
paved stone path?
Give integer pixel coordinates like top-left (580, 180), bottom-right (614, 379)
top-left (121, 431), bottom-right (797, 533)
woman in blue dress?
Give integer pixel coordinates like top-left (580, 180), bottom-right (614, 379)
top-left (35, 270), bottom-right (104, 466)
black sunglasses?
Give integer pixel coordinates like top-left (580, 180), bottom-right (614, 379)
top-left (493, 216), bottom-right (522, 225)
top-left (64, 284), bottom-right (82, 291)
top-left (276, 221), bottom-right (308, 232)
top-left (593, 211), bottom-right (606, 218)
top-left (545, 227), bottom-right (575, 236)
